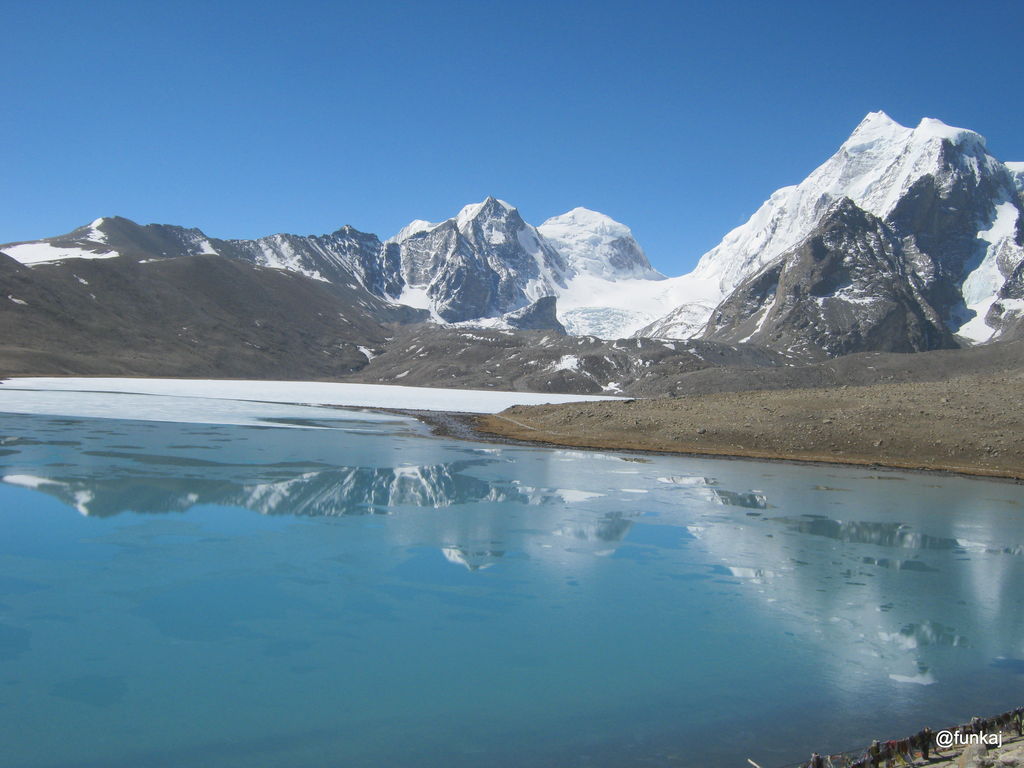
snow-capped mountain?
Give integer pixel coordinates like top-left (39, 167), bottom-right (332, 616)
top-left (0, 214), bottom-right (401, 295)
top-left (4, 112), bottom-right (1021, 356)
top-left (390, 202), bottom-right (673, 335)
top-left (535, 207), bottom-right (674, 336)
top-left (386, 197), bottom-right (569, 322)
top-left (643, 111), bottom-right (1024, 346)
top-left (538, 207), bottom-right (659, 281)
top-left (1, 200), bottom-right (681, 338)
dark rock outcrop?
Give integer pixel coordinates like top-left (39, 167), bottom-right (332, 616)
top-left (702, 199), bottom-right (955, 357)
top-left (348, 324), bottom-right (789, 396)
top-left (502, 296), bottom-right (566, 333)
top-left (987, 260), bottom-right (1024, 339)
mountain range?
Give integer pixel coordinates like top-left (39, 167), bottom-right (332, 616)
top-left (2, 111), bottom-right (1022, 387)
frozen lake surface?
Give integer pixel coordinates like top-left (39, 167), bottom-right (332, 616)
top-left (0, 392), bottom-right (1023, 767)
top-left (1, 376), bottom-right (624, 415)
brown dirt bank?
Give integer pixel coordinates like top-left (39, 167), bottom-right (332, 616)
top-left (475, 371), bottom-right (1024, 480)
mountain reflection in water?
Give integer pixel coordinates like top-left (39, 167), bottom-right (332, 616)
top-left (4, 462), bottom-right (527, 517)
top-left (777, 516), bottom-right (963, 549)
top-left (2, 411), bottom-right (1024, 768)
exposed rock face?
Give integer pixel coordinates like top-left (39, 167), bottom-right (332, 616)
top-left (702, 199), bottom-right (955, 357)
top-left (0, 215), bottom-right (401, 293)
top-left (501, 296), bottom-right (566, 333)
top-left (387, 197), bottom-right (569, 322)
top-left (987, 259), bottom-right (1024, 339)
top-left (348, 324), bottom-right (788, 395)
top-left (886, 159), bottom-right (1023, 341)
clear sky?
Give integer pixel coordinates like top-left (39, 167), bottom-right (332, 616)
top-left (3, 0), bottom-right (1023, 275)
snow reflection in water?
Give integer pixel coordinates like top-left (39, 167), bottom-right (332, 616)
top-left (0, 410), bottom-right (1023, 768)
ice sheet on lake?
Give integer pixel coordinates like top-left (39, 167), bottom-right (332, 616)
top-left (0, 389), bottom-right (408, 429)
top-left (1, 377), bottom-right (623, 415)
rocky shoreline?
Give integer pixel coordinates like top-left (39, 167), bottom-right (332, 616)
top-left (769, 709), bottom-right (1024, 768)
top-left (464, 371), bottom-right (1024, 481)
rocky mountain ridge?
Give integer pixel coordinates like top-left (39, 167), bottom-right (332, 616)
top-left (384, 197), bottom-right (571, 322)
top-left (643, 112), bottom-right (1024, 347)
top-left (1, 199), bottom-right (662, 336)
top-left (3, 112), bottom-right (1022, 371)
top-left (700, 198), bottom-right (957, 357)
top-left (0, 244), bottom-right (789, 392)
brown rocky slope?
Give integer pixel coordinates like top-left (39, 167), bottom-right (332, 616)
top-left (476, 368), bottom-right (1024, 480)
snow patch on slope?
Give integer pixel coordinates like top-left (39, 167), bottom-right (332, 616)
top-left (557, 272), bottom-right (720, 338)
top-left (4, 242), bottom-right (119, 265)
top-left (87, 218), bottom-right (108, 243)
top-left (959, 200), bottom-right (1023, 342)
top-left (389, 219), bottom-right (439, 243)
top-left (549, 355), bottom-right (580, 372)
top-left (256, 236), bottom-right (328, 282)
top-left (195, 238), bottom-right (219, 256)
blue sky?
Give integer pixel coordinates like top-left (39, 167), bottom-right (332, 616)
top-left (3, 0), bottom-right (1023, 274)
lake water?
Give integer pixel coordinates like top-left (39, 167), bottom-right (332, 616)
top-left (1, 403), bottom-right (1023, 768)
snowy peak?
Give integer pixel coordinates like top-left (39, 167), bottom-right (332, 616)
top-left (663, 111), bottom-right (1024, 343)
top-left (0, 215), bottom-right (153, 265)
top-left (843, 111), bottom-right (983, 157)
top-left (387, 197), bottom-right (569, 322)
top-left (827, 113), bottom-right (996, 220)
top-left (389, 197), bottom-right (519, 243)
top-left (539, 207), bottom-right (662, 281)
top-left (454, 196), bottom-right (516, 231)
top-left (386, 199), bottom-right (664, 332)
top-left (912, 116), bottom-right (986, 150)
top-left (453, 196), bottom-right (536, 251)
top-left (542, 207), bottom-right (631, 239)
top-left (644, 111), bottom-right (1024, 348)
top-left (389, 219), bottom-right (438, 243)
top-left (845, 110), bottom-right (912, 146)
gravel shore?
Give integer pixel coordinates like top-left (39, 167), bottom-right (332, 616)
top-left (474, 371), bottom-right (1024, 480)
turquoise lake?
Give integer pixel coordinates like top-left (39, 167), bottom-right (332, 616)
top-left (0, 404), bottom-right (1022, 767)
